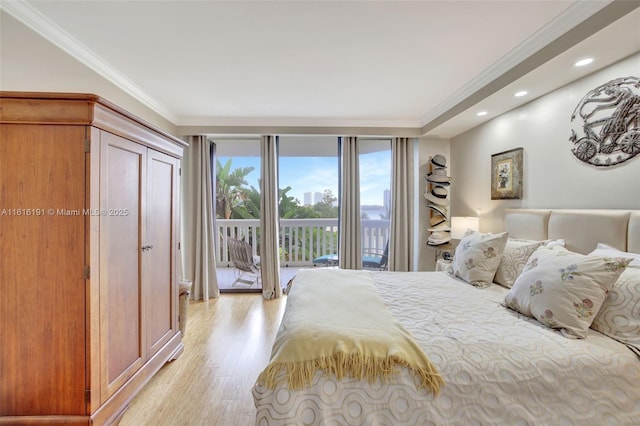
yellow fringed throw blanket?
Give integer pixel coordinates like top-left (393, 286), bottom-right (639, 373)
top-left (256, 268), bottom-right (444, 395)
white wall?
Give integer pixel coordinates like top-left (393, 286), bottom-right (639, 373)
top-left (450, 53), bottom-right (640, 234)
top-left (0, 11), bottom-right (176, 134)
top-left (417, 137), bottom-right (451, 270)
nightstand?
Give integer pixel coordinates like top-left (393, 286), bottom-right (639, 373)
top-left (436, 259), bottom-right (452, 272)
top-left (430, 242), bottom-right (454, 262)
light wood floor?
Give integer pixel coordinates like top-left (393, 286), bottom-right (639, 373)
top-left (119, 294), bottom-right (286, 426)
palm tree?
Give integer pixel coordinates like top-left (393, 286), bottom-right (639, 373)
top-left (231, 184), bottom-right (261, 219)
top-left (215, 159), bottom-right (255, 219)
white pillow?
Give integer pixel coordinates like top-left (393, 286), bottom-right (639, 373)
top-left (588, 243), bottom-right (640, 355)
top-left (504, 246), bottom-right (630, 338)
top-left (590, 243), bottom-right (640, 267)
top-left (451, 230), bottom-right (508, 288)
top-left (544, 239), bottom-right (566, 250)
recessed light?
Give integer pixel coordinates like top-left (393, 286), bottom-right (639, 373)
top-left (515, 91), bottom-right (528, 97)
top-left (575, 58), bottom-right (594, 67)
top-left (477, 111), bottom-right (488, 116)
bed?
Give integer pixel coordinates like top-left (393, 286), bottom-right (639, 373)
top-left (252, 209), bottom-right (640, 425)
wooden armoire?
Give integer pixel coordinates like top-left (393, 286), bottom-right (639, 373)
top-left (0, 92), bottom-right (186, 425)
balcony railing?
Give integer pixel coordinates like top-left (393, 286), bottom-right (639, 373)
top-left (216, 218), bottom-right (389, 267)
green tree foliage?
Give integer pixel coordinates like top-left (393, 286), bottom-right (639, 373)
top-left (216, 158), bottom-right (339, 220)
top-left (279, 186), bottom-right (302, 218)
top-left (312, 189), bottom-right (338, 218)
top-left (230, 184), bottom-right (261, 219)
top-left (215, 159), bottom-right (255, 219)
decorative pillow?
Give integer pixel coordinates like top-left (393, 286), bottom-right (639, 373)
top-left (588, 244), bottom-right (640, 355)
top-left (590, 243), bottom-right (640, 267)
top-left (494, 239), bottom-right (547, 288)
top-left (493, 239), bottom-right (566, 288)
top-left (451, 230), bottom-right (508, 288)
top-left (544, 239), bottom-right (566, 250)
top-left (504, 246), bottom-right (630, 338)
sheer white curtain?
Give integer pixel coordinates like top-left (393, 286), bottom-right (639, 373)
top-left (389, 137), bottom-right (416, 271)
top-left (338, 136), bottom-right (362, 270)
top-left (181, 135), bottom-right (219, 300)
top-left (260, 135), bottom-right (282, 299)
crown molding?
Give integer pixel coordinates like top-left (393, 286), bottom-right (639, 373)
top-left (176, 125), bottom-right (422, 138)
top-left (176, 116), bottom-right (421, 128)
top-left (1, 0), bottom-right (179, 123)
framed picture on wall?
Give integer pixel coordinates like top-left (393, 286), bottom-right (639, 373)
top-left (491, 147), bottom-right (523, 200)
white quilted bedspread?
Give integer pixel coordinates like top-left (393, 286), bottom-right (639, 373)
top-left (253, 271), bottom-right (640, 425)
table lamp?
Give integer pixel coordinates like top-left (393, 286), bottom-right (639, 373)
top-left (450, 216), bottom-right (480, 240)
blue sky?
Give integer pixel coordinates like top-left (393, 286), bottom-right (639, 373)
top-left (218, 150), bottom-right (390, 206)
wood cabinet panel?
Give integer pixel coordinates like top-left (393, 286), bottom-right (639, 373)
top-left (0, 125), bottom-right (86, 415)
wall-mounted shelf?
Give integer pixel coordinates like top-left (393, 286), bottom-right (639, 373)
top-left (426, 154), bottom-right (451, 252)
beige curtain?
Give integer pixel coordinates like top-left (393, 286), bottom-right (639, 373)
top-left (260, 135), bottom-right (282, 299)
top-left (389, 137), bottom-right (416, 271)
top-left (338, 136), bottom-right (362, 270)
top-left (181, 135), bottom-right (219, 300)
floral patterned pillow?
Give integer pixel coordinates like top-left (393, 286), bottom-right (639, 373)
top-left (590, 243), bottom-right (640, 267)
top-left (494, 239), bottom-right (567, 288)
top-left (504, 246), bottom-right (631, 338)
top-left (451, 230), bottom-right (508, 288)
top-left (588, 244), bottom-right (640, 355)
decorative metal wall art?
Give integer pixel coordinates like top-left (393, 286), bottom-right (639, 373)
top-left (569, 76), bottom-right (640, 167)
top-left (491, 148), bottom-right (523, 200)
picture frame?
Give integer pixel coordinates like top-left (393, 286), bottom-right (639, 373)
top-left (491, 148), bottom-right (523, 200)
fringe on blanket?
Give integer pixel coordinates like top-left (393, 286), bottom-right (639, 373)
top-left (257, 351), bottom-right (444, 395)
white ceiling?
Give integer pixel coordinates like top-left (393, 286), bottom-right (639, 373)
top-left (3, 0), bottom-right (640, 138)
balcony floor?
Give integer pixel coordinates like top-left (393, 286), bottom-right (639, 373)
top-left (216, 266), bottom-right (310, 292)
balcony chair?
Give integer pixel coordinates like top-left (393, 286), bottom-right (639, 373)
top-left (312, 241), bottom-right (389, 271)
top-left (362, 241), bottom-right (389, 270)
top-left (312, 253), bottom-right (339, 267)
top-left (228, 238), bottom-right (261, 286)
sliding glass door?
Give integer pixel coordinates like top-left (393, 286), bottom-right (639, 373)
top-left (359, 139), bottom-right (391, 270)
top-left (213, 138), bottom-right (262, 292)
top-left (278, 136), bottom-right (340, 269)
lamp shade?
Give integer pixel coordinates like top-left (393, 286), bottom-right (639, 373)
top-left (451, 217), bottom-right (479, 239)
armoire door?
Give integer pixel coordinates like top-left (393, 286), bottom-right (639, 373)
top-left (144, 149), bottom-right (179, 357)
top-left (99, 131), bottom-right (146, 400)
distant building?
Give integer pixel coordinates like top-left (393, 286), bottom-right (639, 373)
top-left (383, 189), bottom-right (391, 214)
top-left (303, 191), bottom-right (323, 206)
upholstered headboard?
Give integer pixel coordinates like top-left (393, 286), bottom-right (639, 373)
top-left (504, 209), bottom-right (640, 255)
